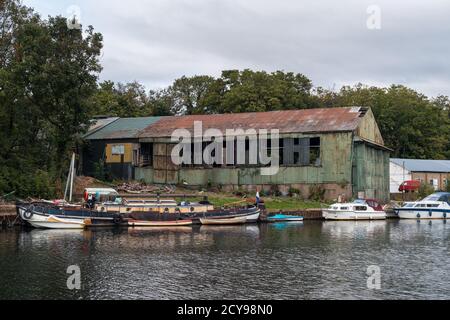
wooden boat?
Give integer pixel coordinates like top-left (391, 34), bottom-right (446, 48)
top-left (200, 216), bottom-right (247, 225)
top-left (190, 205), bottom-right (261, 224)
top-left (17, 202), bottom-right (127, 229)
top-left (266, 214), bottom-right (304, 222)
top-left (128, 219), bottom-right (193, 227)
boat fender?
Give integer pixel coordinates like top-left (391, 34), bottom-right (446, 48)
top-left (417, 213), bottom-right (421, 219)
top-left (429, 211), bottom-right (433, 217)
top-left (443, 213), bottom-right (447, 218)
top-left (113, 214), bottom-right (123, 225)
top-left (190, 207), bottom-right (195, 212)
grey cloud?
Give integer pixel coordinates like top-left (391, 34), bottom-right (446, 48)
top-left (24, 0), bottom-right (450, 96)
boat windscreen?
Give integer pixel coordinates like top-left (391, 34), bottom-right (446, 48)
top-left (422, 195), bottom-right (441, 201)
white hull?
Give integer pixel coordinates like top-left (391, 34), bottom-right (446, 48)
top-left (395, 193), bottom-right (450, 220)
top-left (200, 216), bottom-right (247, 225)
top-left (322, 210), bottom-right (386, 220)
top-left (244, 211), bottom-right (260, 223)
top-left (397, 210), bottom-right (450, 220)
top-left (19, 207), bottom-right (85, 229)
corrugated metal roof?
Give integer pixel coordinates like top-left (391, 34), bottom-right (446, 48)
top-left (391, 158), bottom-right (450, 173)
top-left (83, 117), bottom-right (119, 138)
top-left (85, 117), bottom-right (162, 140)
top-left (138, 107), bottom-right (366, 138)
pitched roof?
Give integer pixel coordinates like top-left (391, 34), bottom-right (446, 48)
top-left (83, 117), bottom-right (119, 138)
top-left (85, 117), bottom-right (162, 140)
top-left (138, 107), bottom-right (367, 138)
top-left (391, 158), bottom-right (450, 173)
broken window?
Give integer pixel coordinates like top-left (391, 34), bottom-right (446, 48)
top-left (139, 143), bottom-right (153, 167)
top-left (281, 137), bottom-right (321, 166)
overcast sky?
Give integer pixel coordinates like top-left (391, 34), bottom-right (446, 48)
top-left (23, 0), bottom-right (450, 97)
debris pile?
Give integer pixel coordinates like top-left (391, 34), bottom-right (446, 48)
top-left (115, 182), bottom-right (176, 194)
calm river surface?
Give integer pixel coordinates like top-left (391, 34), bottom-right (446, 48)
top-left (1, 220), bottom-right (449, 300)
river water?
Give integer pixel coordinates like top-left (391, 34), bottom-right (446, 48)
top-left (0, 220), bottom-right (449, 300)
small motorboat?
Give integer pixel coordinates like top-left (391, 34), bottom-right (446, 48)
top-left (266, 214), bottom-right (304, 222)
top-left (23, 214), bottom-right (86, 229)
top-left (200, 216), bottom-right (247, 225)
top-left (322, 199), bottom-right (386, 220)
top-left (394, 192), bottom-right (450, 219)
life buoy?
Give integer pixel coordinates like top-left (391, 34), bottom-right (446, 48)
top-left (23, 209), bottom-right (33, 220)
top-left (113, 214), bottom-right (123, 225)
top-left (190, 207), bottom-right (195, 212)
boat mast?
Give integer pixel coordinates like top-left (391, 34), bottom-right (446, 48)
top-left (64, 153), bottom-right (76, 202)
top-left (69, 153), bottom-right (75, 202)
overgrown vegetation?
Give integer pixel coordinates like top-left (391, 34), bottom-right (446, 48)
top-left (418, 182), bottom-right (436, 199)
top-left (1, 0), bottom-right (449, 198)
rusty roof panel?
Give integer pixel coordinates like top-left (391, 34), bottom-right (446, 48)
top-left (138, 107), bottom-right (365, 138)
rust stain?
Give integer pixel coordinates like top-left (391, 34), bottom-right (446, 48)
top-left (139, 107), bottom-right (365, 138)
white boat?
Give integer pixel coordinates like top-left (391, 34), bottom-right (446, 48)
top-left (200, 216), bottom-right (247, 225)
top-left (394, 192), bottom-right (450, 219)
top-left (18, 207), bottom-right (85, 229)
top-left (322, 199), bottom-right (386, 220)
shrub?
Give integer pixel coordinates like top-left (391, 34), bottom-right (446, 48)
top-left (418, 182), bottom-right (436, 199)
top-left (288, 187), bottom-right (301, 197)
top-left (309, 184), bottom-right (326, 201)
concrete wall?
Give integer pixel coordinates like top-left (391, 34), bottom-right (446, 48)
top-left (389, 161), bottom-right (411, 193)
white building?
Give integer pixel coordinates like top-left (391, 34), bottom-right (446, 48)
top-left (390, 160), bottom-right (411, 193)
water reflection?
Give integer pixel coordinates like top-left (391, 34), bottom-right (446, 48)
top-left (1, 220), bottom-right (450, 299)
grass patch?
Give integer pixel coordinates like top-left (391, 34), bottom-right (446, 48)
top-left (175, 194), bottom-right (327, 210)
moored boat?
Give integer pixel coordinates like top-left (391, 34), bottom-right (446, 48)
top-left (128, 219), bottom-right (193, 227)
top-left (322, 199), bottom-right (386, 220)
top-left (200, 216), bottom-right (247, 225)
top-left (266, 214), bottom-right (304, 222)
top-left (191, 205), bottom-right (261, 225)
top-left (394, 192), bottom-right (450, 219)
top-left (17, 202), bottom-right (127, 229)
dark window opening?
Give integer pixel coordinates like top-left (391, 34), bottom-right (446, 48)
top-left (139, 143), bottom-right (153, 167)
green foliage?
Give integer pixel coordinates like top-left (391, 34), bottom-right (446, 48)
top-left (92, 160), bottom-right (106, 181)
top-left (418, 182), bottom-right (435, 199)
top-left (0, 0), bottom-right (102, 197)
top-left (308, 185), bottom-right (326, 201)
top-left (288, 187), bottom-right (301, 197)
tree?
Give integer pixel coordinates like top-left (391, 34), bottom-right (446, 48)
top-left (313, 83), bottom-right (450, 159)
top-left (208, 69), bottom-right (314, 113)
top-left (168, 75), bottom-right (215, 115)
top-left (0, 0), bottom-right (103, 196)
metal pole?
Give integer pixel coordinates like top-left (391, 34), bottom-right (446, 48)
top-left (69, 153), bottom-right (75, 202)
top-left (64, 158), bottom-right (72, 201)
